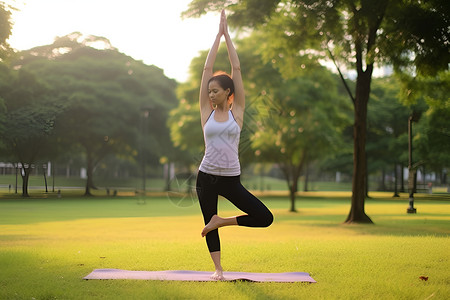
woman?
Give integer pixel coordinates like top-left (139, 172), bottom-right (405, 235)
top-left (196, 10), bottom-right (273, 281)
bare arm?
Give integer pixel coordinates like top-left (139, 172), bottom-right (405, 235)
top-left (200, 19), bottom-right (223, 127)
top-left (222, 11), bottom-right (245, 128)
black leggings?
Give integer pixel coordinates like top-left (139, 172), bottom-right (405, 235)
top-left (196, 171), bottom-right (273, 252)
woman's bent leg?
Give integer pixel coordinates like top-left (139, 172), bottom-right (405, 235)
top-left (201, 214), bottom-right (238, 237)
top-left (220, 176), bottom-right (273, 228)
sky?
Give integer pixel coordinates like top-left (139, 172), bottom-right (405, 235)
top-left (6, 0), bottom-right (221, 82)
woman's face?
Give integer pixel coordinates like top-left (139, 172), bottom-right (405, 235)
top-left (208, 80), bottom-right (229, 106)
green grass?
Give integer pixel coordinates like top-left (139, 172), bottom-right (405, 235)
top-left (0, 174), bottom-right (167, 192)
top-left (2, 173), bottom-right (447, 197)
top-left (0, 194), bottom-right (449, 299)
top-left (0, 173), bottom-right (353, 193)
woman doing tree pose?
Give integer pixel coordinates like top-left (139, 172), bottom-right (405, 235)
top-left (196, 10), bottom-right (273, 281)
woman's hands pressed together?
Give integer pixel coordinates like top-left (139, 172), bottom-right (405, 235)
top-left (220, 10), bottom-right (229, 36)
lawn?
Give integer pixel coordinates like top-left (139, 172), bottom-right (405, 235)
top-left (0, 173), bottom-right (352, 194)
top-left (0, 193), bottom-right (449, 299)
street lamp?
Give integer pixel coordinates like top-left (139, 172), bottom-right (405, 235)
top-left (140, 106), bottom-right (153, 195)
top-left (407, 111), bottom-right (421, 214)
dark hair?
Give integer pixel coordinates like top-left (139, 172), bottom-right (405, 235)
top-left (208, 73), bottom-right (234, 99)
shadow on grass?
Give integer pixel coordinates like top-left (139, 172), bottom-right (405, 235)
top-left (278, 212), bottom-right (450, 238)
top-left (272, 197), bottom-right (450, 238)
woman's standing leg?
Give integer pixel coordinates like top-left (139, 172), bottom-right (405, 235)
top-left (196, 171), bottom-right (225, 280)
top-left (196, 172), bottom-right (221, 252)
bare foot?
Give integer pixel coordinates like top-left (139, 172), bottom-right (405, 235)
top-left (210, 270), bottom-right (225, 281)
top-left (202, 215), bottom-right (222, 237)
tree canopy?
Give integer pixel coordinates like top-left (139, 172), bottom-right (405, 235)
top-left (0, 1), bottom-right (13, 60)
top-left (0, 66), bottom-right (59, 196)
top-left (3, 33), bottom-right (178, 196)
top-left (171, 30), bottom-right (351, 212)
top-left (184, 0), bottom-right (449, 223)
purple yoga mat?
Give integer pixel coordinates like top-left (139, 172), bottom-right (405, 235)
top-left (83, 269), bottom-right (316, 283)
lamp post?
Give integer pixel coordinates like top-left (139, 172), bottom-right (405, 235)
top-left (140, 106), bottom-right (153, 195)
top-left (142, 109), bottom-right (149, 193)
top-left (407, 111), bottom-right (421, 214)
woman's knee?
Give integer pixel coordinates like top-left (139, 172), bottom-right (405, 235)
top-left (255, 208), bottom-right (273, 227)
top-left (262, 210), bottom-right (274, 227)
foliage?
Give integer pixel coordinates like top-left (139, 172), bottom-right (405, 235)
top-left (250, 64), bottom-right (351, 211)
top-left (415, 105), bottom-right (450, 171)
top-left (366, 76), bottom-right (411, 189)
top-left (0, 66), bottom-right (60, 196)
top-left (0, 2), bottom-right (13, 134)
top-left (397, 70), bottom-right (450, 109)
top-left (5, 33), bottom-right (178, 195)
top-left (394, 69), bottom-right (450, 181)
top-left (184, 0), bottom-right (449, 223)
top-left (0, 1), bottom-right (13, 60)
top-left (170, 34), bottom-right (350, 212)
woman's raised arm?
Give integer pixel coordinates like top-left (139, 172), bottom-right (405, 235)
top-left (222, 11), bottom-right (245, 128)
top-left (199, 15), bottom-right (224, 127)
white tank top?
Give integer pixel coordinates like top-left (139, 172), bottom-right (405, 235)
top-left (199, 110), bottom-right (241, 176)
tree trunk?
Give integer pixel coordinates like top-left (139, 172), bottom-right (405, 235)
top-left (289, 162), bottom-right (304, 212)
top-left (345, 69), bottom-right (373, 224)
top-left (303, 162), bottom-right (309, 192)
top-left (84, 152), bottom-right (94, 196)
top-left (43, 165), bottom-right (48, 193)
top-left (400, 162), bottom-right (405, 192)
top-left (289, 186), bottom-right (297, 212)
top-left (21, 166), bottom-right (31, 197)
top-left (380, 168), bottom-right (386, 191)
top-left (15, 164), bottom-right (18, 194)
top-left (280, 164), bottom-right (299, 213)
top-left (393, 163), bottom-right (399, 197)
top-left (365, 155), bottom-right (370, 198)
top-left (284, 162), bottom-right (304, 213)
top-left (281, 151), bottom-right (306, 212)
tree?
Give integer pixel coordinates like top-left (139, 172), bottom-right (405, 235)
top-left (0, 1), bottom-right (13, 61)
top-left (406, 71), bottom-right (450, 182)
top-left (367, 76), bottom-right (411, 194)
top-left (171, 33), bottom-right (349, 211)
top-left (0, 2), bottom-right (14, 136)
top-left (184, 0), bottom-right (449, 223)
top-left (416, 106), bottom-right (450, 177)
top-left (0, 67), bottom-right (60, 196)
top-left (251, 66), bottom-right (349, 212)
top-left (12, 33), bottom-right (178, 195)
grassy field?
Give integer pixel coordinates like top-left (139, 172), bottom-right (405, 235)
top-left (0, 192), bottom-right (449, 299)
top-left (0, 174), bottom-right (352, 194)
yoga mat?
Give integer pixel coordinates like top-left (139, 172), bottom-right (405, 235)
top-left (83, 269), bottom-right (316, 283)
